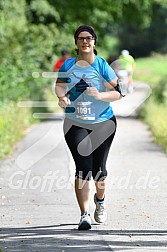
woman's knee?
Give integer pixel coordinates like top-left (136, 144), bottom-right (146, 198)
top-left (75, 170), bottom-right (92, 181)
top-left (92, 170), bottom-right (107, 181)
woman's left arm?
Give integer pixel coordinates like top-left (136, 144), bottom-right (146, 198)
top-left (86, 77), bottom-right (122, 102)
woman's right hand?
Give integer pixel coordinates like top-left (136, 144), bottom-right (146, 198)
top-left (58, 96), bottom-right (71, 108)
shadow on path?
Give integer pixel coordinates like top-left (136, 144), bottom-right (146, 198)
top-left (0, 225), bottom-right (167, 251)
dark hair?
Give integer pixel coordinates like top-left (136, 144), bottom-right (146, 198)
top-left (74, 25), bottom-right (97, 45)
top-left (61, 49), bottom-right (69, 56)
top-left (74, 25), bottom-right (97, 55)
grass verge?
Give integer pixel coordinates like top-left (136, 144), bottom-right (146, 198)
top-left (139, 99), bottom-right (167, 152)
top-left (0, 102), bottom-right (36, 159)
top-left (135, 54), bottom-right (167, 153)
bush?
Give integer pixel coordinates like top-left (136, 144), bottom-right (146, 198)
top-left (0, 0), bottom-right (64, 104)
top-left (0, 0), bottom-right (65, 159)
top-left (153, 75), bottom-right (167, 104)
top-left (0, 102), bottom-right (34, 159)
top-left (142, 100), bottom-right (167, 153)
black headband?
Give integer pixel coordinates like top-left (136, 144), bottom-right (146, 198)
top-left (74, 25), bottom-right (97, 44)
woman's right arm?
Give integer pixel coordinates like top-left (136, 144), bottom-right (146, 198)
top-left (55, 79), bottom-right (70, 108)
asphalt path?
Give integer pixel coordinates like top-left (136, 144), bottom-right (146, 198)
top-left (0, 82), bottom-right (167, 251)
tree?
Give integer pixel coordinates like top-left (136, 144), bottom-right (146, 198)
top-left (117, 2), bottom-right (167, 57)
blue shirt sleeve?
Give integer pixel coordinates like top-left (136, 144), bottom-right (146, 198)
top-left (57, 57), bottom-right (77, 82)
top-left (102, 60), bottom-right (117, 82)
top-left (102, 59), bottom-right (117, 82)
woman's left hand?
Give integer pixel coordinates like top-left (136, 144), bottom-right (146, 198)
top-left (86, 87), bottom-right (101, 100)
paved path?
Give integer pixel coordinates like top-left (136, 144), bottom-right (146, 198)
top-left (0, 83), bottom-right (167, 251)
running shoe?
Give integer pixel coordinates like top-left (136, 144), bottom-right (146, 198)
top-left (94, 193), bottom-right (107, 223)
top-left (78, 213), bottom-right (91, 230)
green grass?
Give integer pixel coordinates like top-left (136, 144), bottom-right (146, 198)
top-left (134, 54), bottom-right (167, 86)
top-left (140, 100), bottom-right (167, 152)
top-left (0, 86), bottom-right (61, 161)
top-left (135, 54), bottom-right (167, 153)
top-left (0, 102), bottom-right (36, 159)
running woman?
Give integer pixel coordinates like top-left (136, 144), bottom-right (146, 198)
top-left (55, 25), bottom-right (124, 230)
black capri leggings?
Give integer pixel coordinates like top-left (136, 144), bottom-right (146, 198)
top-left (63, 116), bottom-right (117, 181)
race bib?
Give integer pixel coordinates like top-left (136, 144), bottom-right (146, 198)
top-left (76, 101), bottom-right (95, 120)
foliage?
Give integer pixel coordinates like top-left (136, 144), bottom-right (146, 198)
top-left (29, 0), bottom-right (60, 23)
top-left (0, 0), bottom-right (53, 102)
top-left (0, 0), bottom-right (74, 103)
top-left (153, 76), bottom-right (167, 104)
top-left (135, 54), bottom-right (167, 153)
top-left (117, 3), bottom-right (167, 57)
top-left (0, 102), bottom-right (34, 159)
top-left (133, 54), bottom-right (167, 85)
top-left (0, 0), bottom-right (61, 159)
top-left (140, 100), bottom-right (167, 153)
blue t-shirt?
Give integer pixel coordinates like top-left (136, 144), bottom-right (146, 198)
top-left (58, 56), bottom-right (116, 124)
